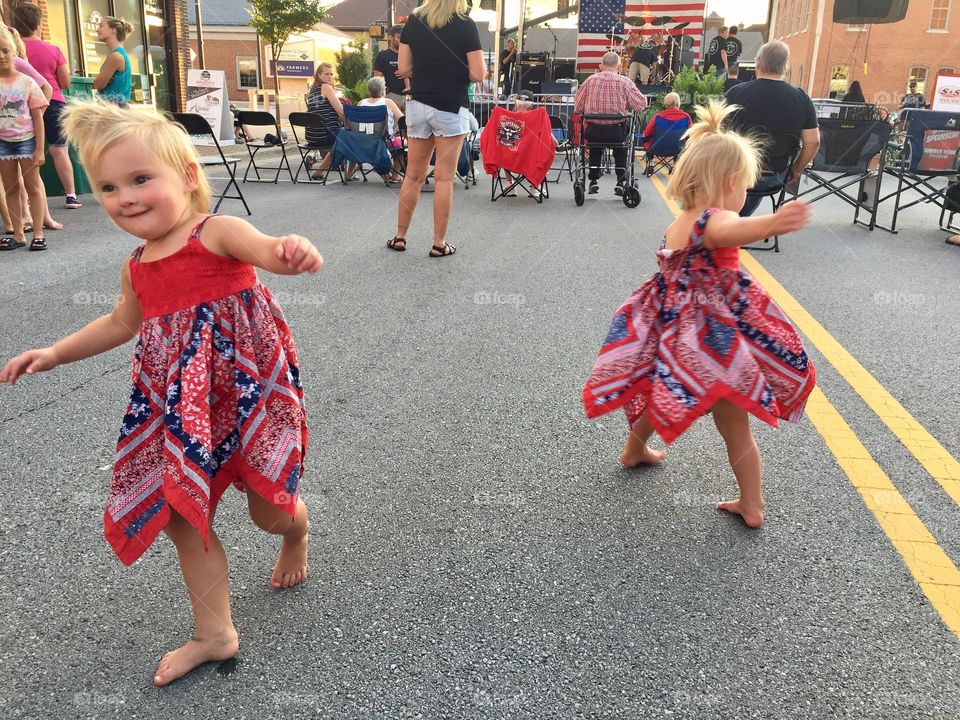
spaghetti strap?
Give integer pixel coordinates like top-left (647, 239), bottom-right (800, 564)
top-left (689, 207), bottom-right (721, 247)
top-left (188, 213), bottom-right (218, 243)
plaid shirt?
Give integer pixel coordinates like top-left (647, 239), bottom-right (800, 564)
top-left (574, 69), bottom-right (648, 124)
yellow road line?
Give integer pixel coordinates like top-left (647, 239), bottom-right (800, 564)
top-left (648, 171), bottom-right (960, 638)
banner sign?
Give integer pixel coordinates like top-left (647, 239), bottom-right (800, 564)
top-left (186, 69), bottom-right (233, 146)
top-left (932, 74), bottom-right (960, 112)
top-left (918, 129), bottom-right (960, 172)
top-left (271, 60), bottom-right (315, 77)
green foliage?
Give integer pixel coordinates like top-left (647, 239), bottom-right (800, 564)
top-left (670, 66), bottom-right (726, 114)
top-left (336, 40), bottom-right (371, 98)
top-left (247, 0), bottom-right (327, 61)
top-left (344, 78), bottom-right (369, 105)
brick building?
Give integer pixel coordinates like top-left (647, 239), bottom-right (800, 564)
top-left (189, 0), bottom-right (352, 104)
top-left (2, 0), bottom-right (192, 110)
top-left (770, 0), bottom-right (959, 108)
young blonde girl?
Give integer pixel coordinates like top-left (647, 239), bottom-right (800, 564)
top-left (582, 101), bottom-right (816, 528)
top-left (0, 99), bottom-right (323, 685)
top-left (0, 25), bottom-right (47, 251)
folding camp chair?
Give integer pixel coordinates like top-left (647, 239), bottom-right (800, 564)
top-left (743, 133), bottom-right (800, 253)
top-left (548, 114), bottom-right (574, 183)
top-left (171, 112), bottom-right (250, 215)
top-left (642, 114), bottom-right (691, 177)
top-left (287, 111), bottom-right (340, 184)
top-left (795, 117), bottom-right (891, 231)
top-left (330, 104), bottom-right (393, 185)
top-left (480, 105), bottom-right (554, 203)
top-left (875, 109), bottom-right (960, 234)
top-left (235, 110), bottom-right (295, 183)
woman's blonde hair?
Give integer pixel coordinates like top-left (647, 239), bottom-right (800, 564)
top-left (666, 100), bottom-right (761, 210)
top-left (412, 0), bottom-right (469, 29)
top-left (103, 16), bottom-right (134, 42)
top-left (0, 26), bottom-right (16, 55)
top-left (60, 99), bottom-right (211, 213)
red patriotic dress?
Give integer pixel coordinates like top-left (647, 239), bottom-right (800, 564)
top-left (106, 216), bottom-right (308, 565)
top-left (582, 208), bottom-right (816, 443)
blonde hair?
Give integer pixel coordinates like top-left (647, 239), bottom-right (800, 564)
top-left (103, 16), bottom-right (134, 42)
top-left (0, 26), bottom-right (15, 55)
top-left (412, 0), bottom-right (469, 29)
top-left (666, 100), bottom-right (761, 210)
top-left (8, 27), bottom-right (27, 59)
top-left (60, 99), bottom-right (211, 213)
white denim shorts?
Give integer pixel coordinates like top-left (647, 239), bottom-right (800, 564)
top-left (405, 100), bottom-right (471, 139)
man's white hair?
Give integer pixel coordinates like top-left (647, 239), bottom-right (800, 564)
top-left (601, 51), bottom-right (620, 68)
top-left (756, 40), bottom-right (790, 77)
top-left (664, 92), bottom-right (680, 108)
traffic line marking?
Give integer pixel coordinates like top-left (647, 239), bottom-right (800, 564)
top-left (647, 171), bottom-right (960, 637)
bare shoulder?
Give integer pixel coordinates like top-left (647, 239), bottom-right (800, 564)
top-left (199, 214), bottom-right (260, 255)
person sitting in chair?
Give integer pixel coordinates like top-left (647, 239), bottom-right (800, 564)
top-left (639, 92), bottom-right (691, 174)
top-left (358, 76), bottom-right (405, 183)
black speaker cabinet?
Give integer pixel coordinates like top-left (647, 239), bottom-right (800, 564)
top-left (518, 63), bottom-right (547, 93)
top-left (553, 59), bottom-right (576, 80)
top-left (833, 0), bottom-right (908, 23)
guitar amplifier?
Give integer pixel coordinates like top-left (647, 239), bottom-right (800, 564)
top-left (518, 63), bottom-right (547, 93)
top-left (553, 59), bottom-right (576, 80)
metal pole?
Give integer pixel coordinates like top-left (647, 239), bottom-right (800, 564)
top-left (194, 0), bottom-right (205, 68)
top-left (494, 0), bottom-right (503, 96)
top-left (515, 0), bottom-right (527, 93)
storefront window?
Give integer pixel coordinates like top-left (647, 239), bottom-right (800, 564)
top-left (238, 57), bottom-right (259, 89)
top-left (113, 0), bottom-right (147, 102)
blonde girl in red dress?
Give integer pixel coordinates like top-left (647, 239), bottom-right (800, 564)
top-left (583, 101), bottom-right (815, 529)
top-left (0, 100), bottom-right (323, 686)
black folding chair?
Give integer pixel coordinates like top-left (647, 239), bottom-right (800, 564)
top-left (743, 132), bottom-right (801, 253)
top-left (287, 112), bottom-right (339, 184)
top-left (171, 112), bottom-right (250, 215)
top-left (235, 110), bottom-right (295, 184)
top-left (796, 118), bottom-right (891, 231)
top-left (875, 109), bottom-right (960, 234)
top-left (548, 114), bottom-right (574, 183)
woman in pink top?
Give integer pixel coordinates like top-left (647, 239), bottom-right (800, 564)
top-left (13, 3), bottom-right (79, 211)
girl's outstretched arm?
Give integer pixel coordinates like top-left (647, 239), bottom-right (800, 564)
top-left (703, 201), bottom-right (811, 249)
top-left (0, 261), bottom-right (142, 385)
top-left (206, 216), bottom-right (323, 276)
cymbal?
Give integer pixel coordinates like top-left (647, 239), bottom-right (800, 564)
top-left (673, 21), bottom-right (690, 30)
top-left (621, 16), bottom-right (647, 26)
top-left (605, 33), bottom-right (624, 43)
top-left (651, 15), bottom-right (673, 25)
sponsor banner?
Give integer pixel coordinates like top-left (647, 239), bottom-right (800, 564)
top-left (271, 60), bottom-right (316, 77)
top-left (186, 69), bottom-right (232, 146)
top-left (932, 73), bottom-right (960, 111)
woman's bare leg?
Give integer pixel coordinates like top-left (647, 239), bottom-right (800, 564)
top-left (429, 134), bottom-right (466, 247)
top-left (394, 136), bottom-right (435, 241)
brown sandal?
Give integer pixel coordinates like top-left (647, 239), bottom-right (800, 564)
top-left (429, 242), bottom-right (456, 257)
top-left (387, 236), bottom-right (407, 252)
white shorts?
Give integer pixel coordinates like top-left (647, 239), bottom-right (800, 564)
top-left (406, 100), bottom-right (471, 139)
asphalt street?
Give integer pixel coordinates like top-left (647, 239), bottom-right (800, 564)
top-left (0, 162), bottom-right (958, 719)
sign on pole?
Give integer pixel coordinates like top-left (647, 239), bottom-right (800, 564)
top-left (932, 74), bottom-right (960, 112)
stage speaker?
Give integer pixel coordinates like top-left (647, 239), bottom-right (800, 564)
top-left (518, 63), bottom-right (546, 93)
top-left (553, 59), bottom-right (576, 80)
top-left (833, 0), bottom-right (908, 24)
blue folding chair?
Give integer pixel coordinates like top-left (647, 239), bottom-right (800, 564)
top-left (642, 115), bottom-right (691, 177)
top-left (330, 104), bottom-right (393, 185)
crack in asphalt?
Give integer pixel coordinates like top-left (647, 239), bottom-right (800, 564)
top-left (1, 362), bottom-right (129, 424)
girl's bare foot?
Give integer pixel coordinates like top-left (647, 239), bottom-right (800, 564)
top-left (620, 445), bottom-right (667, 468)
top-left (271, 525), bottom-right (309, 589)
top-left (153, 632), bottom-right (239, 686)
top-left (717, 498), bottom-right (765, 528)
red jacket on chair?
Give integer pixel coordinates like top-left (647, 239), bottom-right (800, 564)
top-left (481, 106), bottom-right (555, 186)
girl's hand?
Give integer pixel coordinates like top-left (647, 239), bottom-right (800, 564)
top-left (0, 348), bottom-right (59, 385)
top-left (274, 234), bottom-right (323, 274)
top-left (770, 200), bottom-right (811, 235)
top-left (32, 149), bottom-right (45, 168)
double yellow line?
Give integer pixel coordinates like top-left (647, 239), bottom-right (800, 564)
top-left (647, 173), bottom-right (960, 637)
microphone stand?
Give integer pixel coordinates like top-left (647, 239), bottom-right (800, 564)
top-left (545, 22), bottom-right (559, 82)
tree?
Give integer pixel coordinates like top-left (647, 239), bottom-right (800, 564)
top-left (247, 0), bottom-right (327, 115)
top-left (336, 40), bottom-right (371, 103)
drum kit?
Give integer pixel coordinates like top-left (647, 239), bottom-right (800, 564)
top-left (606, 14), bottom-right (691, 84)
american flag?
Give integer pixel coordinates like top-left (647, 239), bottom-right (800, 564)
top-left (577, 1), bottom-right (707, 70)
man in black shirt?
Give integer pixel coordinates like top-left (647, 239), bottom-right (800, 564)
top-left (723, 63), bottom-right (742, 92)
top-left (500, 38), bottom-right (517, 98)
top-left (703, 26), bottom-right (728, 76)
top-left (725, 26), bottom-right (742, 69)
top-left (900, 81), bottom-right (926, 109)
top-left (725, 40), bottom-right (821, 216)
top-left (628, 40), bottom-right (658, 84)
top-left (373, 25), bottom-right (409, 110)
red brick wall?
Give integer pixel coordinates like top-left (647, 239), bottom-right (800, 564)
top-left (188, 37), bottom-right (264, 102)
top-left (775, 0), bottom-right (959, 108)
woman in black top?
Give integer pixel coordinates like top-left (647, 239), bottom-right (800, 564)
top-left (388, 0), bottom-right (485, 258)
top-left (844, 80), bottom-right (865, 104)
top-left (306, 63), bottom-right (345, 178)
